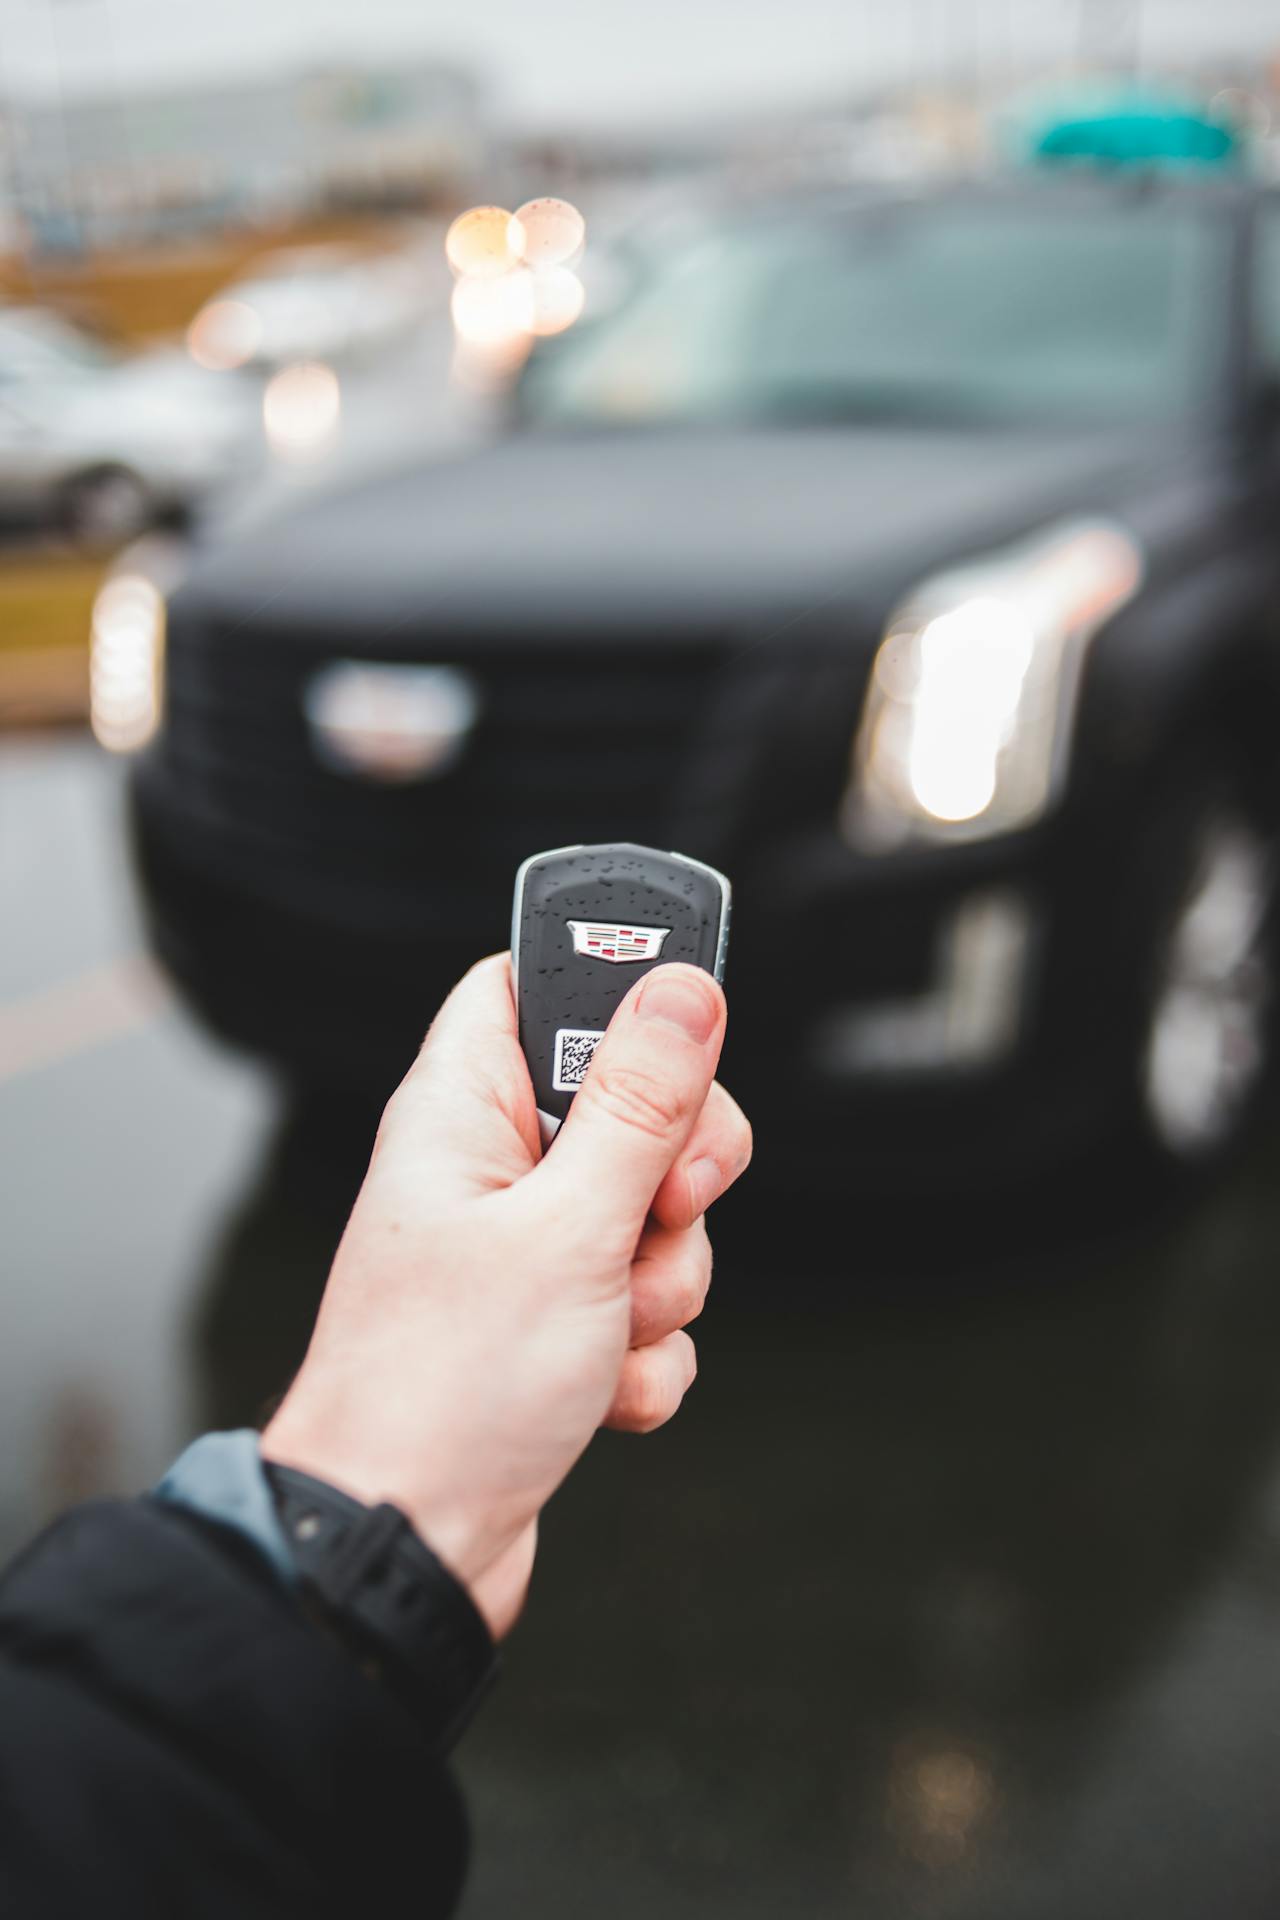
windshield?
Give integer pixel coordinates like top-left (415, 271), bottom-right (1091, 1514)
top-left (519, 197), bottom-right (1224, 430)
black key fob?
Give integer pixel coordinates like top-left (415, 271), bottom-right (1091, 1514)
top-left (512, 842), bottom-right (731, 1141)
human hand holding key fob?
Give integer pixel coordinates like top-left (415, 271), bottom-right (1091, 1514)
top-left (512, 843), bottom-right (732, 1143)
top-left (262, 843), bottom-right (744, 1643)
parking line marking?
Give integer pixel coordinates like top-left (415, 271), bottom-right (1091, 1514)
top-left (0, 956), bottom-right (170, 1085)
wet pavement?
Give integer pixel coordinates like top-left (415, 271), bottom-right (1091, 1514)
top-left (7, 734), bottom-right (1280, 1916)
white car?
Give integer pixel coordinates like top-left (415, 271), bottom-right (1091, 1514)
top-left (186, 243), bottom-right (436, 373)
top-left (0, 307), bottom-right (260, 541)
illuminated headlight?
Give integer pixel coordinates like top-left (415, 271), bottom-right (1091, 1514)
top-left (843, 520), bottom-right (1143, 849)
top-left (89, 539), bottom-right (184, 754)
top-left (90, 575), bottom-right (165, 753)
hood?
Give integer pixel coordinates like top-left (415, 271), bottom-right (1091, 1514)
top-left (181, 423), bottom-right (1179, 638)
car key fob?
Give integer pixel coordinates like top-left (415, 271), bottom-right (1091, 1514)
top-left (512, 842), bottom-right (731, 1142)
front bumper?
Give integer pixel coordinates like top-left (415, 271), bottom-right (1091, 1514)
top-left (129, 750), bottom-right (1140, 1185)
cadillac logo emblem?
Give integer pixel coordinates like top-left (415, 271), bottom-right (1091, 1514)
top-left (304, 661), bottom-right (479, 783)
top-left (567, 920), bottom-right (671, 964)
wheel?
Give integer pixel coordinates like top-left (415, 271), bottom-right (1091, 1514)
top-left (1139, 803), bottom-right (1275, 1163)
top-left (60, 466), bottom-right (152, 546)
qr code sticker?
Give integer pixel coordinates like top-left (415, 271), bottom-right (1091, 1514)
top-left (553, 1027), bottom-right (605, 1093)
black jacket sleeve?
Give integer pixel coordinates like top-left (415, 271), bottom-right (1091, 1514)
top-left (0, 1497), bottom-right (470, 1920)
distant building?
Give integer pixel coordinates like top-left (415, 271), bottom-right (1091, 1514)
top-left (0, 62), bottom-right (485, 255)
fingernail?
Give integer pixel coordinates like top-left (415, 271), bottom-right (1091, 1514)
top-left (637, 970), bottom-right (718, 1044)
top-left (688, 1156), bottom-right (723, 1217)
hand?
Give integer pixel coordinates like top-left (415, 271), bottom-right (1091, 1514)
top-left (261, 955), bottom-right (751, 1638)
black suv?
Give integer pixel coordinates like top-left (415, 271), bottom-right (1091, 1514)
top-left (128, 172), bottom-right (1280, 1182)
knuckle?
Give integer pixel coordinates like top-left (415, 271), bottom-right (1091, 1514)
top-left (626, 1355), bottom-right (676, 1433)
top-left (682, 1333), bottom-right (699, 1389)
top-left (631, 1255), bottom-right (705, 1342)
top-left (373, 1075), bottom-right (437, 1157)
top-left (677, 1241), bottom-right (712, 1325)
top-left (735, 1113), bottom-right (754, 1171)
top-left (372, 1084), bottom-right (408, 1154)
top-left (587, 1061), bottom-right (689, 1140)
top-left (630, 1390), bottom-right (673, 1435)
top-left (674, 1279), bottom-right (703, 1331)
top-left (722, 1097), bottom-right (753, 1174)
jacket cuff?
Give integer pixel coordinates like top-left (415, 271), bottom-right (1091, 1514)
top-left (154, 1428), bottom-right (296, 1586)
top-left (0, 1498), bottom-right (468, 1907)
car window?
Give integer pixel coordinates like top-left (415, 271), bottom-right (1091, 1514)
top-left (1255, 205), bottom-right (1280, 382)
top-left (520, 197), bottom-right (1225, 431)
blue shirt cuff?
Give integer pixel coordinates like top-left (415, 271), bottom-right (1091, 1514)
top-left (154, 1430), bottom-right (297, 1587)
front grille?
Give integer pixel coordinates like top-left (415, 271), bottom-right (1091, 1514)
top-left (158, 613), bottom-right (729, 917)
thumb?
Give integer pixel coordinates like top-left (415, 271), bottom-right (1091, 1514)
top-left (528, 964), bottom-right (726, 1246)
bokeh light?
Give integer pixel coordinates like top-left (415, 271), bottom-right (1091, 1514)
top-left (447, 194), bottom-right (588, 378)
top-left (445, 206), bottom-right (519, 279)
top-left (530, 267), bottom-right (586, 336)
top-left (262, 361), bottom-right (341, 458)
top-left (509, 197), bottom-right (586, 270)
top-left (885, 1736), bottom-right (996, 1864)
top-left (450, 270), bottom-right (536, 348)
top-left (186, 297), bottom-right (264, 371)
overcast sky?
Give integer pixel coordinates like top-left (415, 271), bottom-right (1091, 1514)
top-left (0, 0), bottom-right (1276, 128)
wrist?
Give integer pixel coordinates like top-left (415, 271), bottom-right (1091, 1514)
top-left (259, 1410), bottom-right (511, 1606)
top-left (261, 1459), bottom-right (498, 1750)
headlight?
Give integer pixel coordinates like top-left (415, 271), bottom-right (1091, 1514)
top-left (89, 538), bottom-right (184, 753)
top-left (842, 520), bottom-right (1143, 850)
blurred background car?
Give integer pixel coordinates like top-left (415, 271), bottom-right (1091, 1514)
top-left (0, 304), bottom-right (260, 541)
top-left (121, 146), bottom-right (1280, 1187)
top-left (185, 240), bottom-right (439, 374)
